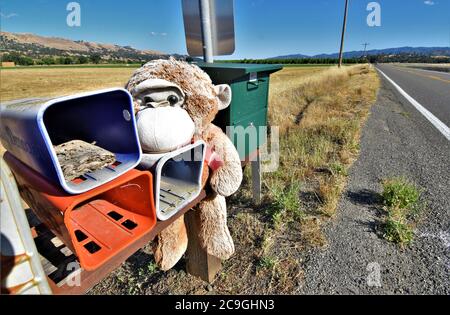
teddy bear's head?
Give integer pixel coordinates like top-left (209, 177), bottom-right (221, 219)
top-left (125, 58), bottom-right (231, 154)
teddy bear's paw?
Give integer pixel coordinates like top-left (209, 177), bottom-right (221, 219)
top-left (209, 164), bottom-right (243, 197)
top-left (153, 215), bottom-right (188, 271)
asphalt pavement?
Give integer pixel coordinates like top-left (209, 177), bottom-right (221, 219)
top-left (376, 64), bottom-right (450, 127)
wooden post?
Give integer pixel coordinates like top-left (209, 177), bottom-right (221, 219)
top-left (184, 209), bottom-right (222, 283)
top-left (251, 150), bottom-right (262, 205)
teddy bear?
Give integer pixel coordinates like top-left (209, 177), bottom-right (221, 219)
top-left (125, 58), bottom-right (243, 271)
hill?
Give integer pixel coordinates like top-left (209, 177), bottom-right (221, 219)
top-left (272, 46), bottom-right (450, 59)
top-left (0, 31), bottom-right (172, 64)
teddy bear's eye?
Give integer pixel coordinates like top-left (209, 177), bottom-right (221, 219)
top-left (167, 95), bottom-right (179, 106)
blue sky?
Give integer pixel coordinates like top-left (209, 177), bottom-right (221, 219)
top-left (1, 0), bottom-right (449, 59)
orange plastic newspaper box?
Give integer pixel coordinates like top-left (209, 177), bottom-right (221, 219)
top-left (4, 152), bottom-right (157, 271)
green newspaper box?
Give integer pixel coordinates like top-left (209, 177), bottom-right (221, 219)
top-left (198, 63), bottom-right (283, 159)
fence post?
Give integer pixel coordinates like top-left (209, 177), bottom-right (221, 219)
top-left (185, 210), bottom-right (222, 283)
top-left (251, 150), bottom-right (262, 205)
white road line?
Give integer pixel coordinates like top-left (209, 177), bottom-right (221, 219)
top-left (377, 68), bottom-right (450, 141)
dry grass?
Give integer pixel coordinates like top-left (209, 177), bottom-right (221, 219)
top-left (186, 64), bottom-right (379, 294)
top-left (0, 65), bottom-right (380, 294)
top-left (265, 65), bottom-right (379, 217)
top-left (214, 66), bottom-right (380, 293)
top-left (219, 64), bottom-right (379, 293)
top-left (0, 68), bottom-right (135, 102)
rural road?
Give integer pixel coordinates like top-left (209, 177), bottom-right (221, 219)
top-left (376, 64), bottom-right (450, 127)
top-left (299, 65), bottom-right (450, 294)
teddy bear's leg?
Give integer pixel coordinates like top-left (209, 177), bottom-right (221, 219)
top-left (152, 215), bottom-right (188, 271)
top-left (197, 194), bottom-right (235, 260)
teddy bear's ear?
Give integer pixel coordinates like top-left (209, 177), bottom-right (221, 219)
top-left (215, 84), bottom-right (232, 111)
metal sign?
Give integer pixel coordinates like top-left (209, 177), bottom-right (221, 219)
top-left (182, 0), bottom-right (235, 58)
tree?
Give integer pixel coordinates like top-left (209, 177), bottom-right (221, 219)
top-left (42, 57), bottom-right (56, 65)
top-left (90, 54), bottom-right (102, 64)
top-left (56, 57), bottom-right (66, 65)
top-left (78, 56), bottom-right (89, 64)
top-left (63, 57), bottom-right (74, 64)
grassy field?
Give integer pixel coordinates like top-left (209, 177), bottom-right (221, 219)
top-left (0, 64), bottom-right (337, 102)
top-left (0, 64), bottom-right (380, 294)
top-left (277, 64), bottom-right (340, 68)
top-left (0, 64), bottom-right (142, 70)
top-left (0, 67), bottom-right (136, 102)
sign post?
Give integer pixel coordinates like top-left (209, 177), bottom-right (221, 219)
top-left (199, 0), bottom-right (214, 63)
top-left (182, 0), bottom-right (235, 63)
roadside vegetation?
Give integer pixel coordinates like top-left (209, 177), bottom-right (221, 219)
top-left (91, 64), bottom-right (380, 295)
top-left (216, 64), bottom-right (380, 293)
top-left (380, 178), bottom-right (423, 246)
top-left (266, 65), bottom-right (378, 217)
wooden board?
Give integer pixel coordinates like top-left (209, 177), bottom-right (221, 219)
top-left (55, 140), bottom-right (115, 181)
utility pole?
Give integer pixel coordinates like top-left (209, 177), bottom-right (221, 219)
top-left (338, 0), bottom-right (349, 68)
top-left (362, 42), bottom-right (370, 58)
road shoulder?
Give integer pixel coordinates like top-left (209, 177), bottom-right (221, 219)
top-left (300, 74), bottom-right (450, 294)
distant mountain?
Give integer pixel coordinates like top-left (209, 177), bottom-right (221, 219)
top-left (269, 53), bottom-right (310, 59)
top-left (0, 31), bottom-right (172, 62)
top-left (271, 46), bottom-right (450, 59)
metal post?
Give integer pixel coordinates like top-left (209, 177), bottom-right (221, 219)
top-left (251, 150), bottom-right (261, 205)
top-left (199, 0), bottom-right (214, 63)
top-left (338, 0), bottom-right (349, 68)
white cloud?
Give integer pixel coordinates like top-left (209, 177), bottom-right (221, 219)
top-left (150, 32), bottom-right (168, 37)
top-left (0, 12), bottom-right (18, 19)
top-left (424, 1), bottom-right (435, 5)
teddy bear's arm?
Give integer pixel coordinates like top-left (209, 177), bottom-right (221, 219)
top-left (206, 125), bottom-right (243, 197)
